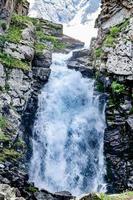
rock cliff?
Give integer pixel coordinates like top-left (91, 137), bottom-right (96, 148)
top-left (90, 0), bottom-right (133, 193)
top-left (0, 1), bottom-right (84, 199)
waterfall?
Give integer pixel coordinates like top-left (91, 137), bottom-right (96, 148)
top-left (29, 52), bottom-right (106, 195)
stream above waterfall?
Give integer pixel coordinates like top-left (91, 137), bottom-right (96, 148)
top-left (29, 51), bottom-right (106, 195)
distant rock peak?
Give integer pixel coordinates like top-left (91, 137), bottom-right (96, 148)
top-left (28, 0), bottom-right (100, 24)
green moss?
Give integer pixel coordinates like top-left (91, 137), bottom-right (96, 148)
top-left (110, 26), bottom-right (120, 37)
top-left (0, 35), bottom-right (6, 48)
top-left (95, 48), bottom-right (104, 58)
top-left (3, 149), bottom-right (21, 159)
top-left (36, 31), bottom-right (65, 50)
top-left (0, 132), bottom-right (9, 142)
top-left (14, 139), bottom-right (25, 149)
top-left (0, 26), bottom-right (22, 44)
top-left (0, 148), bottom-right (22, 162)
top-left (103, 18), bottom-right (130, 48)
top-left (0, 52), bottom-right (30, 71)
top-left (119, 18), bottom-right (130, 30)
top-left (35, 43), bottom-right (46, 54)
top-left (27, 186), bottom-right (38, 193)
top-left (111, 81), bottom-right (125, 94)
top-left (11, 14), bottom-right (33, 29)
top-left (5, 26), bottom-right (22, 43)
top-left (0, 116), bottom-right (7, 130)
top-left (104, 35), bottom-right (115, 47)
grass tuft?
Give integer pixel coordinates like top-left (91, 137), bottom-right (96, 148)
top-left (111, 81), bottom-right (125, 94)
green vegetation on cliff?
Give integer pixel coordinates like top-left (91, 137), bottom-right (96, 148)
top-left (0, 12), bottom-right (65, 70)
top-left (0, 52), bottom-right (30, 71)
top-left (111, 81), bottom-right (125, 94)
top-left (94, 18), bottom-right (130, 57)
top-left (104, 18), bottom-right (130, 48)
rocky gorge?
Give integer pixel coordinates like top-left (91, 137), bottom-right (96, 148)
top-left (0, 0), bottom-right (133, 200)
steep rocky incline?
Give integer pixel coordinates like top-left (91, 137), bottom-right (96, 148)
top-left (90, 0), bottom-right (133, 193)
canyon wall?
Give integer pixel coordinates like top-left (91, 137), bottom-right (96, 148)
top-left (0, 1), bottom-right (84, 199)
top-left (90, 0), bottom-right (133, 193)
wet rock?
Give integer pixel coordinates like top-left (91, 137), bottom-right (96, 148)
top-left (126, 115), bottom-right (133, 132)
top-left (33, 50), bottom-right (52, 68)
top-left (120, 100), bottom-right (132, 114)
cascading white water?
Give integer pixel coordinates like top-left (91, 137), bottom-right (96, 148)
top-left (29, 52), bottom-right (106, 195)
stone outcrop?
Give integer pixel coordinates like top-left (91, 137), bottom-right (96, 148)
top-left (67, 49), bottom-right (94, 78)
top-left (96, 0), bottom-right (133, 29)
top-left (90, 0), bottom-right (133, 193)
top-left (0, 0), bottom-right (29, 32)
top-left (0, 163), bottom-right (74, 200)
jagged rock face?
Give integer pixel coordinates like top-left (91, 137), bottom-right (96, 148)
top-left (96, 0), bottom-right (133, 29)
top-left (0, 0), bottom-right (29, 32)
top-left (67, 49), bottom-right (95, 77)
top-left (0, 0), bottom-right (28, 18)
top-left (29, 0), bottom-right (100, 24)
top-left (0, 184), bottom-right (25, 200)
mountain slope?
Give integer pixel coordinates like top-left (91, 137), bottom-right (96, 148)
top-left (28, 0), bottom-right (100, 24)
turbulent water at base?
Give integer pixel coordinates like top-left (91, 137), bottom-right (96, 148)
top-left (29, 52), bottom-right (106, 195)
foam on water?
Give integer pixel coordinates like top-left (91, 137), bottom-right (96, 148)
top-left (29, 52), bottom-right (106, 195)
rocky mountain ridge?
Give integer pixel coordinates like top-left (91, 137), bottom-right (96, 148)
top-left (28, 0), bottom-right (100, 24)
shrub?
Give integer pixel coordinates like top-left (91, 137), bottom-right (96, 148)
top-left (35, 43), bottom-right (46, 54)
top-left (11, 14), bottom-right (33, 29)
top-left (104, 35), bottom-right (115, 47)
top-left (110, 26), bottom-right (120, 37)
top-left (111, 81), bottom-right (125, 94)
top-left (95, 48), bottom-right (104, 58)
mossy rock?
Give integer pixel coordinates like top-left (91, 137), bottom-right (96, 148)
top-left (0, 52), bottom-right (30, 71)
top-left (80, 193), bottom-right (101, 200)
top-left (0, 116), bottom-right (7, 130)
top-left (26, 185), bottom-right (38, 193)
top-left (0, 132), bottom-right (10, 142)
top-left (0, 148), bottom-right (22, 162)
